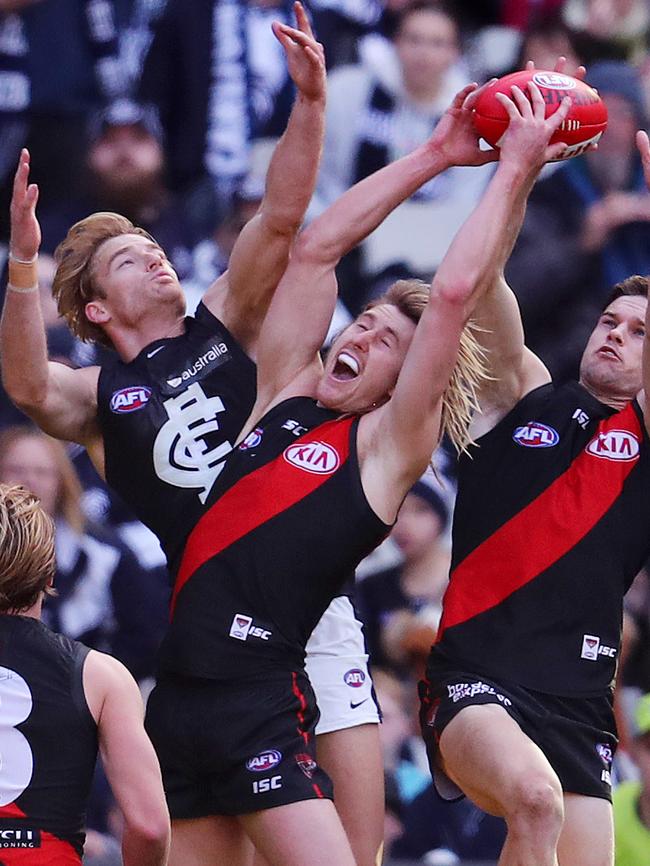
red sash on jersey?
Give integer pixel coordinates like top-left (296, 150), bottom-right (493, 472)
top-left (171, 416), bottom-right (354, 615)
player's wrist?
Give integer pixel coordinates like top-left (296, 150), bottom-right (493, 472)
top-left (8, 253), bottom-right (38, 290)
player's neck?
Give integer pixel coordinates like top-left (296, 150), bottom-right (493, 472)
top-left (579, 379), bottom-right (632, 412)
top-left (112, 314), bottom-right (187, 363)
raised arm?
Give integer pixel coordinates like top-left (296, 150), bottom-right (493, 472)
top-left (253, 83), bottom-right (501, 405)
top-left (0, 150), bottom-right (100, 447)
top-left (203, 2), bottom-right (326, 351)
top-left (636, 129), bottom-right (650, 433)
top-left (362, 84), bottom-right (573, 513)
top-left (84, 651), bottom-right (170, 866)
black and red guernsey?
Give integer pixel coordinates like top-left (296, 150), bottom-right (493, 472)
top-left (157, 397), bottom-right (390, 680)
top-left (97, 302), bottom-right (256, 564)
top-left (0, 616), bottom-right (97, 865)
top-left (434, 382), bottom-right (650, 697)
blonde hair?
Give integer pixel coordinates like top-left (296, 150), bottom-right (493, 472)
top-left (0, 484), bottom-right (55, 613)
top-left (0, 427), bottom-right (86, 534)
top-left (367, 279), bottom-right (488, 454)
top-left (52, 212), bottom-right (156, 349)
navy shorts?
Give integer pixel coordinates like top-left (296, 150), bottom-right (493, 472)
top-left (145, 669), bottom-right (333, 818)
top-left (419, 661), bottom-right (617, 803)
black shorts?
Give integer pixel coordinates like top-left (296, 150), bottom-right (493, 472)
top-left (145, 669), bottom-right (333, 818)
top-left (418, 660), bottom-right (617, 803)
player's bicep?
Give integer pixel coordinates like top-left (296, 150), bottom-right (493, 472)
top-left (25, 363), bottom-right (100, 445)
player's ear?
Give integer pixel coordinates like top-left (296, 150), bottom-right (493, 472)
top-left (85, 300), bottom-right (110, 325)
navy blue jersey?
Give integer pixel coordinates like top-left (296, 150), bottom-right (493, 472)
top-left (0, 616), bottom-right (97, 863)
top-left (435, 382), bottom-right (650, 696)
top-left (97, 302), bottom-right (256, 565)
top-left (158, 397), bottom-right (390, 680)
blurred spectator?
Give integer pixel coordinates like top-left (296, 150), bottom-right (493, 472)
top-left (312, 0), bottom-right (492, 313)
top-left (562, 0), bottom-right (650, 64)
top-left (613, 692), bottom-right (650, 865)
top-left (38, 98), bottom-right (195, 280)
top-left (501, 0), bottom-right (565, 30)
top-left (511, 14), bottom-right (583, 76)
top-left (0, 426), bottom-right (168, 681)
top-left (390, 782), bottom-right (507, 863)
top-left (358, 480), bottom-right (450, 677)
top-left (621, 568), bottom-right (650, 721)
top-left (506, 59), bottom-right (650, 383)
top-left (0, 0), bottom-right (125, 240)
top-left (137, 0), bottom-right (254, 236)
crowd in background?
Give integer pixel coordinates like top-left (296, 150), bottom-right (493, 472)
top-left (0, 0), bottom-right (650, 863)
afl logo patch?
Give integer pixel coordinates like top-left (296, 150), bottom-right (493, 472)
top-left (586, 429), bottom-right (640, 461)
top-left (513, 422), bottom-right (559, 448)
top-left (283, 441), bottom-right (340, 474)
top-left (344, 668), bottom-right (366, 688)
top-left (533, 72), bottom-right (576, 90)
top-left (246, 750), bottom-right (282, 773)
top-left (239, 427), bottom-right (263, 450)
top-left (110, 386), bottom-right (152, 413)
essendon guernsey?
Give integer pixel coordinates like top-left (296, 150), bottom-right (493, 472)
top-left (0, 617), bottom-right (97, 864)
top-left (157, 397), bottom-right (390, 680)
top-left (435, 382), bottom-right (650, 697)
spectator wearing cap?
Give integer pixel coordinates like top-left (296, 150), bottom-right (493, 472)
top-left (506, 59), bottom-right (650, 383)
top-left (357, 479), bottom-right (450, 678)
top-left (38, 98), bottom-right (196, 282)
top-left (613, 693), bottom-right (650, 865)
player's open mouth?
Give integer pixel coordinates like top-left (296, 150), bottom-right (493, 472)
top-left (598, 346), bottom-right (620, 361)
top-left (332, 352), bottom-right (360, 381)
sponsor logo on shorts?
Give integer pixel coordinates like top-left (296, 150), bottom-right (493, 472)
top-left (513, 422), bottom-right (559, 448)
top-left (447, 681), bottom-right (512, 706)
top-left (283, 441), bottom-right (340, 474)
top-left (252, 775), bottom-right (282, 793)
top-left (229, 614), bottom-right (272, 642)
top-left (165, 342), bottom-right (230, 388)
top-left (596, 743), bottom-right (613, 786)
top-left (239, 427), bottom-right (263, 450)
top-left (295, 753), bottom-right (317, 779)
top-left (533, 72), bottom-right (577, 90)
top-left (110, 386), bottom-right (152, 413)
top-left (581, 634), bottom-right (617, 661)
top-left (350, 698), bottom-right (369, 710)
top-left (246, 750), bottom-right (282, 772)
top-left (344, 668), bottom-right (366, 688)
top-left (586, 430), bottom-right (640, 461)
top-left (0, 828), bottom-right (40, 848)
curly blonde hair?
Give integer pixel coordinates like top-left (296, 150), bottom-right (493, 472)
top-left (52, 212), bottom-right (157, 349)
top-left (0, 484), bottom-right (55, 613)
top-left (367, 279), bottom-right (488, 454)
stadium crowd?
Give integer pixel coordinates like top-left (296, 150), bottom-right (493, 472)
top-left (1, 0), bottom-right (650, 864)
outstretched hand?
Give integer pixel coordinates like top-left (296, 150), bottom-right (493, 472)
top-left (428, 81), bottom-right (500, 168)
top-left (272, 1), bottom-right (325, 103)
top-left (496, 81), bottom-right (572, 170)
top-left (637, 130), bottom-right (650, 189)
top-left (10, 148), bottom-right (41, 261)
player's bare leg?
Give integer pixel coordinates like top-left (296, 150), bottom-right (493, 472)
top-left (316, 724), bottom-right (385, 866)
top-left (169, 816), bottom-right (254, 866)
top-left (241, 799), bottom-right (357, 866)
top-left (439, 704), bottom-right (564, 866)
top-left (557, 794), bottom-right (613, 866)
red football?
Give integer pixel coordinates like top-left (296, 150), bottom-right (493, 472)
top-left (473, 69), bottom-right (608, 160)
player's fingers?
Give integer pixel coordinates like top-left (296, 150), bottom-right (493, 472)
top-left (553, 56), bottom-right (567, 74)
top-left (546, 141), bottom-right (568, 162)
top-left (293, 1), bottom-right (314, 37)
top-left (636, 130), bottom-right (650, 183)
top-left (451, 82), bottom-right (477, 111)
top-left (574, 65), bottom-right (587, 81)
top-left (527, 81), bottom-right (545, 119)
top-left (525, 59), bottom-right (535, 71)
top-left (11, 149), bottom-right (30, 201)
top-left (510, 84), bottom-right (533, 118)
top-left (274, 22), bottom-right (315, 48)
top-left (304, 44), bottom-right (324, 68)
top-left (463, 78), bottom-right (497, 110)
top-left (495, 91), bottom-right (519, 122)
top-left (548, 96), bottom-right (572, 131)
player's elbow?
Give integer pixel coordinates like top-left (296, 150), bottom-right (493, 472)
top-left (1, 369), bottom-right (49, 415)
top-left (435, 276), bottom-right (476, 311)
top-left (291, 223), bottom-right (340, 269)
top-left (122, 807), bottom-right (170, 854)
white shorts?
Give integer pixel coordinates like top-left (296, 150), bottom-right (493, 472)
top-left (305, 596), bottom-right (380, 735)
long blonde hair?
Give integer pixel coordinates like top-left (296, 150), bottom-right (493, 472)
top-left (0, 484), bottom-right (55, 613)
top-left (367, 279), bottom-right (488, 453)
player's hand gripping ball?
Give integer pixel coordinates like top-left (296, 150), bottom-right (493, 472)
top-left (473, 70), bottom-right (608, 161)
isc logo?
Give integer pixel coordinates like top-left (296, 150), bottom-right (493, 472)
top-left (513, 422), bottom-right (559, 448)
top-left (252, 775), bottom-right (282, 794)
top-left (586, 430), bottom-right (639, 462)
top-left (344, 668), bottom-right (365, 688)
top-left (581, 634), bottom-right (617, 661)
top-left (246, 750), bottom-right (282, 772)
top-left (110, 386), bottom-right (152, 414)
top-left (283, 441), bottom-right (340, 474)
